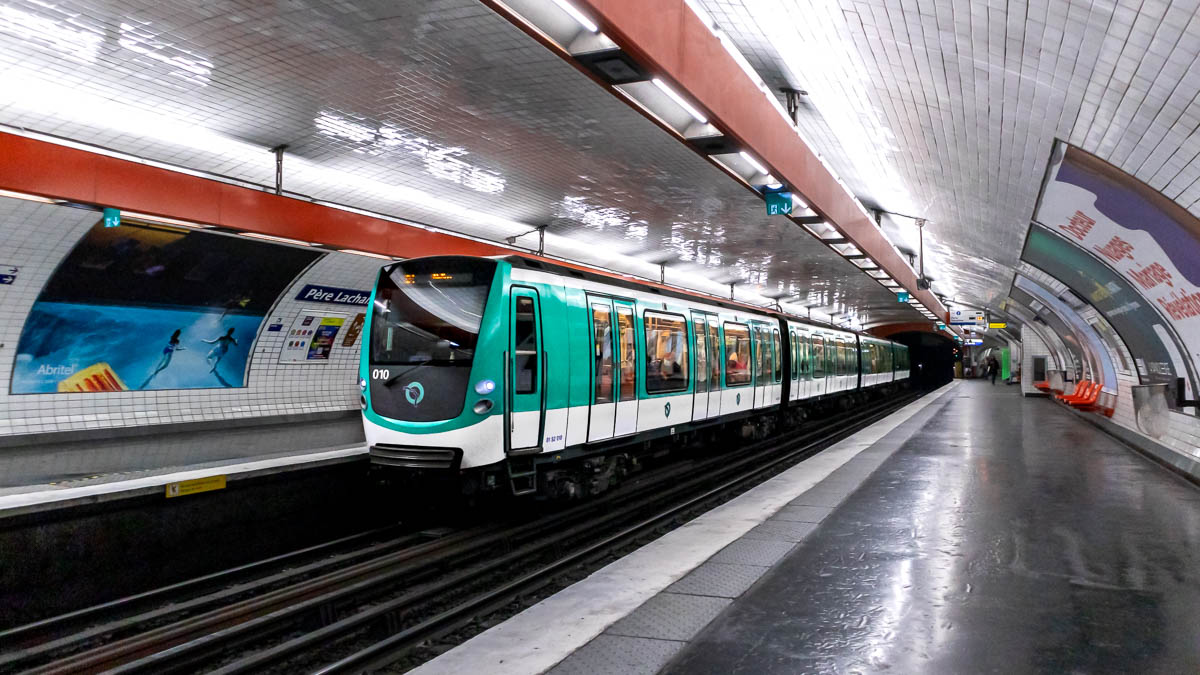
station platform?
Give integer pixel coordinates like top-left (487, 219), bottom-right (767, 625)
top-left (0, 412), bottom-right (365, 517)
top-left (416, 379), bottom-right (1200, 674)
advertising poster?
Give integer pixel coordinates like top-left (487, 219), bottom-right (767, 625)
top-left (1034, 142), bottom-right (1200, 392)
top-left (12, 221), bottom-right (321, 393)
top-left (279, 312), bottom-right (347, 363)
top-left (341, 313), bottom-right (365, 347)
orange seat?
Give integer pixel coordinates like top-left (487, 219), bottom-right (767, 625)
top-left (1068, 383), bottom-right (1102, 407)
top-left (1034, 381), bottom-right (1050, 390)
top-left (1064, 382), bottom-right (1097, 404)
top-left (1059, 381), bottom-right (1094, 403)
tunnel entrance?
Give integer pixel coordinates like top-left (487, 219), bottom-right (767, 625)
top-left (890, 331), bottom-right (957, 390)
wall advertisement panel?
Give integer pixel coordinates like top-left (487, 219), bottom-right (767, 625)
top-left (1034, 143), bottom-right (1200, 394)
top-left (279, 312), bottom-right (348, 363)
top-left (11, 220), bottom-right (321, 393)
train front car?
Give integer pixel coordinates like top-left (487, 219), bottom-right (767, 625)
top-left (361, 256), bottom-right (506, 490)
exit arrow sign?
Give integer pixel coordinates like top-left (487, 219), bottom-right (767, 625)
top-left (764, 191), bottom-right (792, 216)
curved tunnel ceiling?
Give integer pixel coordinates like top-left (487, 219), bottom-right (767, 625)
top-left (698, 0), bottom-right (1200, 317)
top-left (0, 0), bottom-right (925, 328)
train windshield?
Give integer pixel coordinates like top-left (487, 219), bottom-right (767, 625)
top-left (370, 258), bottom-right (497, 367)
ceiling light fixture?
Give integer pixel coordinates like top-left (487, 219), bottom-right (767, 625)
top-left (548, 0), bottom-right (599, 32)
top-left (739, 151), bottom-right (768, 176)
top-left (239, 232), bottom-right (312, 247)
top-left (339, 249), bottom-right (393, 260)
top-left (651, 77), bottom-right (708, 124)
top-left (0, 188), bottom-right (60, 204)
top-left (124, 210), bottom-right (212, 229)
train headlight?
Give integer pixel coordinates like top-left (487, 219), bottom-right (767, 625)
top-left (474, 379), bottom-right (496, 395)
top-left (358, 377), bottom-right (367, 391)
top-left (473, 399), bottom-right (494, 415)
top-left (359, 394), bottom-right (368, 410)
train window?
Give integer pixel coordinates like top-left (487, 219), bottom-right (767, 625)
top-left (616, 306), bottom-right (637, 402)
top-left (772, 329), bottom-right (782, 382)
top-left (708, 322), bottom-right (721, 390)
top-left (514, 296), bottom-right (538, 394)
top-left (693, 318), bottom-right (708, 394)
top-left (723, 323), bottom-right (752, 386)
top-left (591, 303), bottom-right (614, 404)
top-left (812, 337), bottom-right (825, 378)
top-left (644, 312), bottom-right (690, 394)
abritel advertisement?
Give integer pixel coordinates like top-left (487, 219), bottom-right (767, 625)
top-left (12, 220), bottom-right (321, 393)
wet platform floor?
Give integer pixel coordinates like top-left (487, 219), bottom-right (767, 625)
top-left (665, 381), bottom-right (1200, 673)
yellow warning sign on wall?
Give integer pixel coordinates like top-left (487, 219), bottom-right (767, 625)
top-left (165, 475), bottom-right (227, 498)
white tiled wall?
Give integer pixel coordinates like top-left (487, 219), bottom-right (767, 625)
top-left (0, 196), bottom-right (382, 437)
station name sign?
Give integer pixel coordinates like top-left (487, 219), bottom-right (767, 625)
top-left (296, 284), bottom-right (370, 306)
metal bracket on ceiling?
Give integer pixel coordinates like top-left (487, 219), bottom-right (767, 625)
top-left (271, 144), bottom-right (288, 196)
top-left (793, 215), bottom-right (824, 225)
top-left (780, 88), bottom-right (806, 126)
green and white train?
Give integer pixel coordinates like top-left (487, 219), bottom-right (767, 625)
top-left (361, 255), bottom-right (910, 498)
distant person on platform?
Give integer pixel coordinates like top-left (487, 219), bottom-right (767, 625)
top-left (987, 356), bottom-right (1000, 385)
top-left (204, 327), bottom-right (238, 373)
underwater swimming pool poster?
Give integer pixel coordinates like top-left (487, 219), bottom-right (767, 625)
top-left (11, 220), bottom-right (322, 393)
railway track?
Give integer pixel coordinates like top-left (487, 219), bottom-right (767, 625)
top-left (1, 391), bottom-right (920, 675)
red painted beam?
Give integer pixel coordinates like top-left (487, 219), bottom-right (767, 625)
top-left (0, 132), bottom-right (507, 258)
top-left (0, 131), bottom-right (809, 316)
top-left (573, 0), bottom-right (946, 320)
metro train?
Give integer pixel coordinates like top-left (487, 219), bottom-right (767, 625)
top-left (360, 255), bottom-right (910, 498)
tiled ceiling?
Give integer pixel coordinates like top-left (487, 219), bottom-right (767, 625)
top-left (698, 0), bottom-right (1200, 313)
top-left (0, 0), bottom-right (921, 326)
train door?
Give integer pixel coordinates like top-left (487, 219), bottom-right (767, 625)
top-left (587, 297), bottom-right (616, 442)
top-left (789, 329), bottom-right (798, 402)
top-left (707, 318), bottom-right (722, 416)
top-left (771, 328), bottom-right (782, 405)
top-left (752, 324), bottom-right (766, 408)
top-left (613, 300), bottom-right (639, 436)
top-left (509, 287), bottom-right (544, 452)
top-left (691, 313), bottom-right (709, 420)
top-left (813, 335), bottom-right (827, 396)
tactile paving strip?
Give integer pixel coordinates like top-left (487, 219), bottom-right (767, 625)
top-left (709, 538), bottom-right (796, 567)
top-left (546, 634), bottom-right (685, 675)
top-left (604, 592), bottom-right (731, 642)
top-left (744, 519), bottom-right (818, 543)
top-left (666, 562), bottom-right (768, 598)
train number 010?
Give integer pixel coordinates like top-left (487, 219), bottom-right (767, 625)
top-left (371, 368), bottom-right (390, 380)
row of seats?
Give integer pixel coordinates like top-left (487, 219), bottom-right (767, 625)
top-left (1053, 380), bottom-right (1114, 416)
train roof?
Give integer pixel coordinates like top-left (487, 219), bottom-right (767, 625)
top-left (493, 254), bottom-right (886, 341)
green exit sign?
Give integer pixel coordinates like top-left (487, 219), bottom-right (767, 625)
top-left (103, 207), bottom-right (121, 228)
top-left (937, 322), bottom-right (946, 330)
top-left (897, 291), bottom-right (910, 302)
top-left (765, 191), bottom-right (792, 216)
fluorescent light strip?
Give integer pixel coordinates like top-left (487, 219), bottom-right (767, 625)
top-left (0, 188), bottom-right (61, 204)
top-left (651, 78), bottom-right (708, 124)
top-left (339, 249), bottom-right (393, 260)
top-left (239, 232), bottom-right (312, 247)
top-left (739, 151), bottom-right (768, 176)
top-left (124, 210), bottom-right (212, 229)
top-left (549, 0), bottom-right (598, 32)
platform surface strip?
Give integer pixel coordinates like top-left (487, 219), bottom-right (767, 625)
top-left (411, 382), bottom-right (960, 675)
top-left (666, 381), bottom-right (1200, 674)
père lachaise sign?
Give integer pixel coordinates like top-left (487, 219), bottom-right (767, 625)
top-left (295, 284), bottom-right (370, 306)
